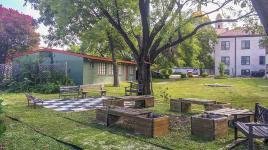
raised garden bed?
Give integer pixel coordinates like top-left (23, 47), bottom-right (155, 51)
top-left (191, 114), bottom-right (228, 140)
top-left (96, 107), bottom-right (169, 137)
top-left (204, 102), bottom-right (232, 111)
top-left (102, 97), bottom-right (124, 107)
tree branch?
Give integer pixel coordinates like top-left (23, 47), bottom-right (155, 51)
top-left (139, 0), bottom-right (150, 52)
top-left (151, 11), bottom-right (254, 60)
top-left (97, 0), bottom-right (139, 59)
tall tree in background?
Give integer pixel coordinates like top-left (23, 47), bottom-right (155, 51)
top-left (0, 5), bottom-right (39, 64)
top-left (69, 21), bottom-right (131, 87)
top-left (25, 0), bottom-right (254, 94)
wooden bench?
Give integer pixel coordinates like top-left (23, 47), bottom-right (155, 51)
top-left (59, 86), bottom-right (80, 99)
top-left (232, 103), bottom-right (268, 150)
top-left (170, 98), bottom-right (216, 113)
top-left (125, 82), bottom-right (143, 96)
top-left (80, 84), bottom-right (106, 98)
top-left (25, 93), bottom-right (44, 108)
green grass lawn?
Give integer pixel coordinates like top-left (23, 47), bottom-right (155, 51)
top-left (1, 78), bottom-right (268, 150)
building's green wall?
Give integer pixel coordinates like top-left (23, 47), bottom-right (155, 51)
top-left (13, 51), bottom-right (136, 85)
top-left (82, 60), bottom-right (136, 84)
top-left (13, 52), bottom-right (84, 85)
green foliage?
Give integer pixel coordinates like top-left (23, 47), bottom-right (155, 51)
top-left (0, 98), bottom-right (6, 137)
top-left (181, 73), bottom-right (187, 78)
top-left (33, 83), bottom-right (60, 94)
top-left (218, 63), bottom-right (225, 77)
top-left (159, 87), bottom-right (171, 103)
top-left (201, 72), bottom-right (208, 78)
top-left (160, 68), bottom-right (172, 79)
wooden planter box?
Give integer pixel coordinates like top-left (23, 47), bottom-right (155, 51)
top-left (204, 102), bottom-right (232, 111)
top-left (96, 108), bottom-right (108, 125)
top-left (170, 99), bottom-right (191, 112)
top-left (131, 114), bottom-right (169, 137)
top-left (103, 98), bottom-right (124, 107)
top-left (191, 114), bottom-right (228, 140)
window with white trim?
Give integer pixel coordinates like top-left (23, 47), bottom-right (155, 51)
top-left (108, 64), bottom-right (113, 75)
top-left (221, 41), bottom-right (230, 50)
top-left (98, 63), bottom-right (106, 75)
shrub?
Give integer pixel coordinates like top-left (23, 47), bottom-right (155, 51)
top-left (33, 83), bottom-right (60, 94)
top-left (181, 73), bottom-right (187, 78)
top-left (218, 63), bottom-right (225, 76)
top-left (201, 72), bottom-right (208, 78)
top-left (160, 69), bottom-right (172, 79)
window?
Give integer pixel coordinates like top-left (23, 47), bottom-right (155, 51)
top-left (241, 69), bottom-right (250, 76)
top-left (221, 41), bottom-right (230, 50)
top-left (221, 56), bottom-right (230, 65)
top-left (259, 56), bottom-right (266, 65)
top-left (89, 63), bottom-right (94, 69)
top-left (241, 40), bottom-right (250, 49)
top-left (259, 40), bottom-right (265, 49)
top-left (118, 65), bottom-right (122, 75)
top-left (241, 56), bottom-right (250, 65)
top-left (108, 64), bottom-right (113, 75)
top-left (129, 66), bottom-right (135, 75)
top-left (224, 69), bottom-right (230, 75)
top-left (98, 63), bottom-right (106, 75)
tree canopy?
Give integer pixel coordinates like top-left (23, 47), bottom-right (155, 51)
top-left (0, 5), bottom-right (40, 64)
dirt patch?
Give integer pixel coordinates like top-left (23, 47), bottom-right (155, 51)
top-left (168, 114), bottom-right (190, 130)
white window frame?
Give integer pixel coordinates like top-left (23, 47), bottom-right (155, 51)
top-left (221, 41), bottom-right (230, 50)
top-left (98, 63), bottom-right (106, 75)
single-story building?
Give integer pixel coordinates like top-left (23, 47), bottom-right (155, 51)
top-left (12, 48), bottom-right (137, 85)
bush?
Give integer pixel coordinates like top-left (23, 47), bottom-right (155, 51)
top-left (160, 68), bottom-right (172, 79)
top-left (201, 72), bottom-right (208, 78)
top-left (33, 83), bottom-right (60, 94)
top-left (181, 73), bottom-right (187, 78)
top-left (218, 63), bottom-right (225, 76)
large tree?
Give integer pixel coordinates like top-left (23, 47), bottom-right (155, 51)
top-left (0, 5), bottom-right (39, 64)
top-left (25, 0), bottom-right (254, 94)
top-left (251, 0), bottom-right (268, 34)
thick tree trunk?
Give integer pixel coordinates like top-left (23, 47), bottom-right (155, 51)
top-left (107, 32), bottom-right (119, 87)
top-left (137, 60), bottom-right (151, 95)
top-left (251, 0), bottom-right (268, 34)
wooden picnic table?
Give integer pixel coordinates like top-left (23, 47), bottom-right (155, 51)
top-left (205, 108), bottom-right (254, 126)
top-left (170, 98), bottom-right (216, 113)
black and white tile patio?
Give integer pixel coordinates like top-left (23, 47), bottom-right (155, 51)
top-left (36, 97), bottom-right (105, 112)
top-left (36, 97), bottom-right (135, 112)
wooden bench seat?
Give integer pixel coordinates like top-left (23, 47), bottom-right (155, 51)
top-left (236, 122), bottom-right (268, 138)
top-left (59, 86), bottom-right (80, 99)
top-left (25, 93), bottom-right (44, 108)
top-left (232, 103), bottom-right (268, 150)
top-left (125, 82), bottom-right (143, 96)
top-left (80, 84), bottom-right (106, 98)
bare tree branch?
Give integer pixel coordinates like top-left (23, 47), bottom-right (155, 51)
top-left (139, 0), bottom-right (150, 53)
